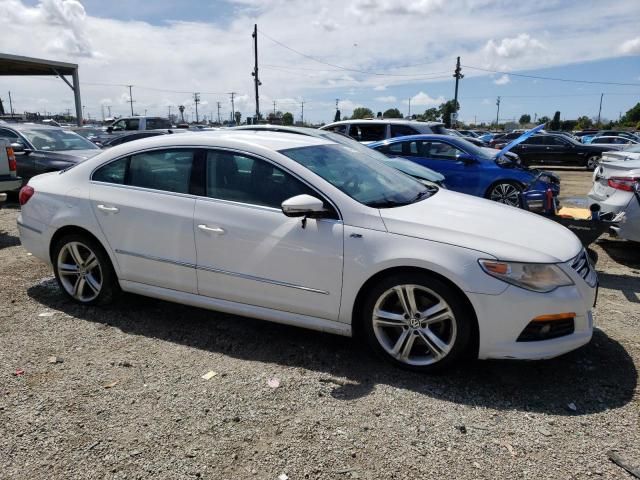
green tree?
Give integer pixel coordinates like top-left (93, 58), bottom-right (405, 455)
top-left (621, 102), bottom-right (640, 125)
top-left (351, 107), bottom-right (374, 119)
top-left (538, 115), bottom-right (550, 124)
top-left (282, 112), bottom-right (294, 125)
top-left (575, 115), bottom-right (593, 130)
top-left (422, 108), bottom-right (439, 121)
top-left (234, 111), bottom-right (242, 125)
top-left (519, 114), bottom-right (531, 125)
top-left (438, 100), bottom-right (459, 128)
top-left (383, 108), bottom-right (403, 118)
top-left (334, 109), bottom-right (341, 122)
top-left (549, 111), bottom-right (561, 130)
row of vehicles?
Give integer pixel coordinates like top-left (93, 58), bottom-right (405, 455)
top-left (17, 126), bottom-right (597, 372)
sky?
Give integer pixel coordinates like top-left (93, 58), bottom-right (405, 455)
top-left (0, 0), bottom-right (639, 125)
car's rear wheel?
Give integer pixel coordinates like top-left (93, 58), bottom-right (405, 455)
top-left (52, 234), bottom-right (119, 305)
top-left (361, 273), bottom-right (473, 372)
top-left (486, 181), bottom-right (522, 207)
top-left (586, 155), bottom-right (600, 171)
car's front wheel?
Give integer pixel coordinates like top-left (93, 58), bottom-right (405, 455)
top-left (486, 181), bottom-right (523, 207)
top-left (586, 155), bottom-right (600, 171)
top-left (52, 234), bottom-right (119, 305)
top-left (361, 273), bottom-right (473, 372)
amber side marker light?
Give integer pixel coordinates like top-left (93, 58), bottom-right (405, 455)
top-left (532, 312), bottom-right (576, 322)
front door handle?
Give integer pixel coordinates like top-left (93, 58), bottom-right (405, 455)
top-left (97, 204), bottom-right (119, 213)
top-left (198, 224), bottom-right (225, 234)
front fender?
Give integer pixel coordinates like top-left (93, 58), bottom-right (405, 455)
top-left (338, 226), bottom-right (508, 324)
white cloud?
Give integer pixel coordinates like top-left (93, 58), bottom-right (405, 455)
top-left (620, 37), bottom-right (640, 55)
top-left (484, 33), bottom-right (545, 59)
top-left (374, 95), bottom-right (397, 103)
top-left (493, 74), bottom-right (510, 85)
top-left (403, 91), bottom-right (445, 106)
top-left (481, 98), bottom-right (491, 105)
top-left (0, 0), bottom-right (639, 123)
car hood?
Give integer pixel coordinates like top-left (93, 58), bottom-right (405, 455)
top-left (379, 189), bottom-right (582, 263)
top-left (36, 149), bottom-right (101, 163)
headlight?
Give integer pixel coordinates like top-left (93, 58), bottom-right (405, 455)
top-left (479, 260), bottom-right (574, 293)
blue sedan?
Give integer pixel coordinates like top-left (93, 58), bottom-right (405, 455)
top-left (369, 134), bottom-right (559, 211)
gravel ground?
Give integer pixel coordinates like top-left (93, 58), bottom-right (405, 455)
top-left (1, 169), bottom-right (639, 480)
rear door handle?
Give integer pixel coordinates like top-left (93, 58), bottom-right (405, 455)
top-left (97, 204), bottom-right (119, 213)
top-left (198, 224), bottom-right (225, 234)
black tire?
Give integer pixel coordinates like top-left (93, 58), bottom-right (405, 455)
top-left (52, 233), bottom-right (120, 305)
top-left (360, 272), bottom-right (474, 372)
top-left (485, 180), bottom-right (523, 208)
top-left (586, 155), bottom-right (600, 171)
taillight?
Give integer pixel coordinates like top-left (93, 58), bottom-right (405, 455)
top-left (6, 147), bottom-right (16, 175)
top-left (607, 177), bottom-right (639, 192)
top-left (19, 185), bottom-right (34, 205)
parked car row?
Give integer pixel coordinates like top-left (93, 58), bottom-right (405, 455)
top-left (17, 129), bottom-right (597, 372)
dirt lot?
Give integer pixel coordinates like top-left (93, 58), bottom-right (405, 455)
top-left (1, 169), bottom-right (639, 480)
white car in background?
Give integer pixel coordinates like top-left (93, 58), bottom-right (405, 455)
top-left (320, 119), bottom-right (447, 144)
top-left (588, 159), bottom-right (640, 242)
top-left (599, 144), bottom-right (640, 164)
top-left (0, 139), bottom-right (22, 205)
top-left (18, 131), bottom-right (596, 372)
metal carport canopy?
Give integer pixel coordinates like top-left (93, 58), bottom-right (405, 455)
top-left (0, 53), bottom-right (83, 126)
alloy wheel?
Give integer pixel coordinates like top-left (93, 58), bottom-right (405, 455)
top-left (371, 284), bottom-right (457, 366)
top-left (586, 156), bottom-right (599, 170)
top-left (489, 183), bottom-right (521, 207)
top-left (57, 241), bottom-right (103, 302)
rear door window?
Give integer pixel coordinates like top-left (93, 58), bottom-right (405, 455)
top-left (92, 148), bottom-right (196, 194)
top-left (349, 124), bottom-right (387, 142)
top-left (325, 124), bottom-right (348, 135)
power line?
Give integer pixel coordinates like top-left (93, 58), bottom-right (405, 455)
top-left (259, 29), bottom-right (459, 78)
top-left (463, 64), bottom-right (640, 87)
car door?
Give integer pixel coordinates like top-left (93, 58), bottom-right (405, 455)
top-left (515, 136), bottom-right (545, 165)
top-left (407, 140), bottom-right (482, 195)
top-left (193, 149), bottom-right (344, 320)
top-left (90, 148), bottom-right (199, 293)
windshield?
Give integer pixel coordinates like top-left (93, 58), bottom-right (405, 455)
top-left (21, 129), bottom-right (99, 151)
top-left (280, 143), bottom-right (430, 208)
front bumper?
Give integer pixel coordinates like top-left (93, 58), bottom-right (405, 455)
top-left (468, 257), bottom-right (597, 360)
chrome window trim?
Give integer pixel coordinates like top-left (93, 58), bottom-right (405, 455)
top-left (115, 249), bottom-right (330, 295)
top-left (89, 144), bottom-right (343, 221)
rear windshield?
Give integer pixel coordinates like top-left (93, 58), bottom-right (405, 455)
top-left (21, 129), bottom-right (99, 151)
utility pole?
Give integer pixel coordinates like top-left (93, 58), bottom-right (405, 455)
top-left (8, 91), bottom-right (14, 118)
top-left (168, 105), bottom-right (171, 120)
top-left (127, 85), bottom-right (135, 116)
top-left (179, 105), bottom-right (185, 122)
top-left (217, 101), bottom-right (221, 124)
top-left (453, 56), bottom-right (463, 125)
top-left (193, 92), bottom-right (201, 123)
top-left (408, 97), bottom-right (411, 118)
top-left (251, 24), bottom-right (261, 122)
top-left (273, 100), bottom-right (276, 117)
top-left (229, 92), bottom-right (236, 125)
top-left (82, 105), bottom-right (86, 122)
top-left (107, 105), bottom-right (112, 117)
top-left (495, 96), bottom-right (501, 126)
top-left (597, 93), bottom-right (603, 126)
top-left (101, 104), bottom-right (105, 121)
top-left (301, 99), bottom-right (305, 125)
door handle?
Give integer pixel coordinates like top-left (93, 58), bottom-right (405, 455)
top-left (198, 224), bottom-right (225, 234)
top-left (97, 204), bottom-right (119, 213)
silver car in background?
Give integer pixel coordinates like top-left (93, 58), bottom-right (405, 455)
top-left (588, 159), bottom-right (640, 242)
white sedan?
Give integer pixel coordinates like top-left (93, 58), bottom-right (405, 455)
top-left (17, 131), bottom-right (597, 371)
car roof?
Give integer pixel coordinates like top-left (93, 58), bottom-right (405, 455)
top-left (369, 134), bottom-right (469, 145)
top-left (98, 130), bottom-right (334, 155)
top-left (323, 119), bottom-right (444, 127)
top-left (1, 123), bottom-right (63, 131)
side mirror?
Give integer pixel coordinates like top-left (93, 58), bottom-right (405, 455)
top-left (281, 194), bottom-right (327, 218)
top-left (10, 142), bottom-right (28, 154)
top-left (457, 152), bottom-right (476, 164)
